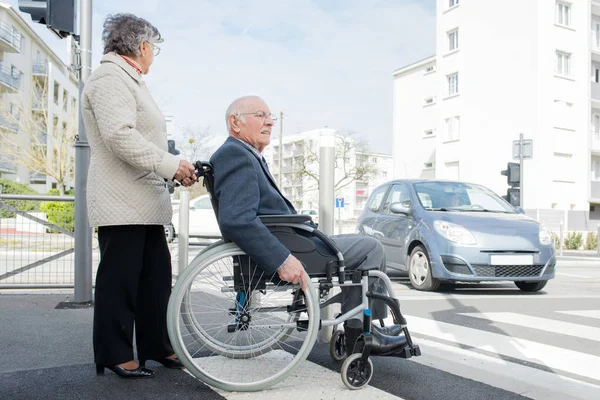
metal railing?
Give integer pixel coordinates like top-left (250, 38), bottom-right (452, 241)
top-left (0, 62), bottom-right (21, 91)
top-left (32, 61), bottom-right (48, 75)
top-left (0, 21), bottom-right (21, 52)
top-left (0, 194), bottom-right (185, 288)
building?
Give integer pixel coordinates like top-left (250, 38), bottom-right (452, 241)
top-left (265, 128), bottom-right (392, 220)
top-left (392, 0), bottom-right (600, 230)
top-left (0, 2), bottom-right (78, 193)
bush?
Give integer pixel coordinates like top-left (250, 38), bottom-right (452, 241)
top-left (564, 232), bottom-right (583, 250)
top-left (0, 179), bottom-right (40, 218)
top-left (585, 232), bottom-right (598, 251)
top-left (40, 188), bottom-right (75, 232)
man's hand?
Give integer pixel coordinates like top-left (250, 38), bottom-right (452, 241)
top-left (277, 255), bottom-right (308, 291)
top-left (174, 160), bottom-right (197, 187)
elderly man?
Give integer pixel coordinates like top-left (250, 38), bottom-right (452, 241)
top-left (209, 96), bottom-right (387, 329)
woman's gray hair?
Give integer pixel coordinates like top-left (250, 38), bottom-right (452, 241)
top-left (102, 13), bottom-right (162, 56)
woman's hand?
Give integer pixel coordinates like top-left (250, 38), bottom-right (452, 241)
top-left (174, 160), bottom-right (197, 187)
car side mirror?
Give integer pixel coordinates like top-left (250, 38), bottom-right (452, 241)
top-left (515, 207), bottom-right (525, 214)
top-left (390, 202), bottom-right (410, 215)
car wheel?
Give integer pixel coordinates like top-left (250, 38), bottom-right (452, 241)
top-left (514, 280), bottom-right (547, 292)
top-left (408, 245), bottom-right (441, 291)
top-left (164, 224), bottom-right (175, 243)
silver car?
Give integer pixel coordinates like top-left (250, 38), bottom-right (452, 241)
top-left (356, 180), bottom-right (556, 292)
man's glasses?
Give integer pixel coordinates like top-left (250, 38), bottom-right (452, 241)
top-left (237, 111), bottom-right (278, 122)
top-left (147, 41), bottom-right (161, 56)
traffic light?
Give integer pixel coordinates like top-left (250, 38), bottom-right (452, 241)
top-left (18, 0), bottom-right (76, 38)
top-left (167, 140), bottom-right (180, 156)
top-left (501, 162), bottom-right (520, 206)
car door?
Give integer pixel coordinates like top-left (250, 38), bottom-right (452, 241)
top-left (357, 184), bottom-right (389, 239)
top-left (376, 183), bottom-right (412, 270)
top-left (189, 196), bottom-right (220, 237)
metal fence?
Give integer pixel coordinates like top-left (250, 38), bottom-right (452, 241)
top-left (0, 194), bottom-right (180, 289)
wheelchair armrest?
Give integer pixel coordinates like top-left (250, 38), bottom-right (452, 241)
top-left (259, 215), bottom-right (312, 225)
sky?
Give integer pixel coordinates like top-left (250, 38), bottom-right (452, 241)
top-left (6, 0), bottom-right (436, 154)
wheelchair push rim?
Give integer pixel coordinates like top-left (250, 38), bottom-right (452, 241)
top-left (167, 243), bottom-right (320, 392)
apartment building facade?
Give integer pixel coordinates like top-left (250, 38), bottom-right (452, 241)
top-left (393, 0), bottom-right (600, 230)
top-left (265, 128), bottom-right (392, 220)
top-left (0, 2), bottom-right (78, 193)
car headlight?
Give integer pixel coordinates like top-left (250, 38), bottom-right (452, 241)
top-left (539, 225), bottom-right (552, 246)
top-left (434, 220), bottom-right (477, 245)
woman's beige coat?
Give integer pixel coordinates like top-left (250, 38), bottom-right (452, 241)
top-left (82, 53), bottom-right (180, 227)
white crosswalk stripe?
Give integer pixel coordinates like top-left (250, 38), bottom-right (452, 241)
top-left (458, 312), bottom-right (600, 342)
top-left (403, 314), bottom-right (600, 382)
top-left (558, 310), bottom-right (600, 320)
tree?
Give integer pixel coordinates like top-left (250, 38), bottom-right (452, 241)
top-left (294, 130), bottom-right (380, 194)
top-left (178, 125), bottom-right (214, 163)
top-left (0, 78), bottom-right (76, 195)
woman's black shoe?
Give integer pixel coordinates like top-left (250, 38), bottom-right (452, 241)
top-left (96, 364), bottom-right (155, 378)
top-left (140, 357), bottom-right (184, 369)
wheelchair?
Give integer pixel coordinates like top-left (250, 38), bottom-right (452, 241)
top-left (166, 161), bottom-right (421, 392)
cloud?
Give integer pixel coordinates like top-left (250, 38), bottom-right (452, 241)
top-left (7, 0), bottom-right (435, 154)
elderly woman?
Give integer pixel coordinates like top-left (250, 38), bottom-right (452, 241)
top-left (83, 14), bottom-right (196, 379)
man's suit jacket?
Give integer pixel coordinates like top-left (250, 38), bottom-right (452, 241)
top-left (210, 137), bottom-right (297, 274)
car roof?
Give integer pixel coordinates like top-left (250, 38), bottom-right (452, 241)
top-left (379, 179), bottom-right (483, 187)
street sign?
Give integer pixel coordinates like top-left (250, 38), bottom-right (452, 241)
top-left (335, 197), bottom-right (345, 208)
top-left (513, 139), bottom-right (533, 160)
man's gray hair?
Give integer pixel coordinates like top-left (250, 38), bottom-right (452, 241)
top-left (102, 13), bottom-right (162, 56)
top-left (225, 96), bottom-right (264, 131)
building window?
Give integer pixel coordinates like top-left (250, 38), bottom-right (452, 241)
top-left (555, 51), bottom-right (571, 77)
top-left (424, 96), bottom-right (435, 105)
top-left (448, 29), bottom-right (459, 52)
top-left (593, 160), bottom-right (600, 181)
top-left (446, 116), bottom-right (460, 141)
top-left (447, 73), bottom-right (459, 95)
top-left (63, 89), bottom-right (68, 111)
top-left (556, 1), bottom-right (571, 27)
top-left (593, 114), bottom-right (600, 141)
top-left (424, 162), bottom-right (434, 169)
top-left (449, 0), bottom-right (460, 8)
top-left (425, 66), bottom-right (435, 73)
top-left (424, 129), bottom-right (434, 136)
top-left (53, 82), bottom-right (60, 104)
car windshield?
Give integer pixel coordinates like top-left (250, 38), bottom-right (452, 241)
top-left (413, 182), bottom-right (515, 213)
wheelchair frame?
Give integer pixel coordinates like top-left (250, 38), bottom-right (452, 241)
top-left (165, 161), bottom-right (421, 392)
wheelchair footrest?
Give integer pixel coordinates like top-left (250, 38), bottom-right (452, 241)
top-left (397, 344), bottom-right (421, 359)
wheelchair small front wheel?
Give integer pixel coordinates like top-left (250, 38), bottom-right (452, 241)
top-left (341, 353), bottom-right (374, 390)
top-left (329, 330), bottom-right (347, 361)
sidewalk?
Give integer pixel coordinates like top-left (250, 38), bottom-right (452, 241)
top-left (557, 249), bottom-right (600, 259)
top-left (0, 293), bottom-right (224, 400)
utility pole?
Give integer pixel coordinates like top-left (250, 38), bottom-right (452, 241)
top-left (278, 111), bottom-right (283, 188)
top-left (519, 132), bottom-right (524, 208)
top-left (73, 0), bottom-right (93, 304)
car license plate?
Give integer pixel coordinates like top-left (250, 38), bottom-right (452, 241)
top-left (490, 255), bottom-right (533, 265)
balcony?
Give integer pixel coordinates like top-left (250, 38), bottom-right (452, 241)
top-left (30, 173), bottom-right (46, 183)
top-left (592, 130), bottom-right (600, 154)
top-left (0, 21), bottom-right (21, 53)
top-left (0, 63), bottom-right (21, 92)
top-left (32, 94), bottom-right (47, 112)
top-left (32, 61), bottom-right (48, 76)
top-left (0, 159), bottom-right (16, 174)
top-left (593, 83), bottom-right (600, 107)
top-left (0, 115), bottom-right (18, 133)
top-left (592, 181), bottom-right (600, 200)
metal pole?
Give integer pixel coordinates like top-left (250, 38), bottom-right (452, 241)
top-left (317, 130), bottom-right (335, 344)
top-left (338, 205), bottom-right (342, 234)
top-left (74, 0), bottom-right (93, 304)
top-left (559, 221), bottom-right (564, 257)
top-left (178, 191), bottom-right (190, 276)
top-left (519, 133), bottom-right (524, 209)
top-left (278, 111), bottom-right (283, 188)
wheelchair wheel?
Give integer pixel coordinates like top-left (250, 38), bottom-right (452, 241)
top-left (329, 330), bottom-right (347, 361)
top-left (167, 242), bottom-right (320, 392)
top-left (341, 353), bottom-right (374, 390)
